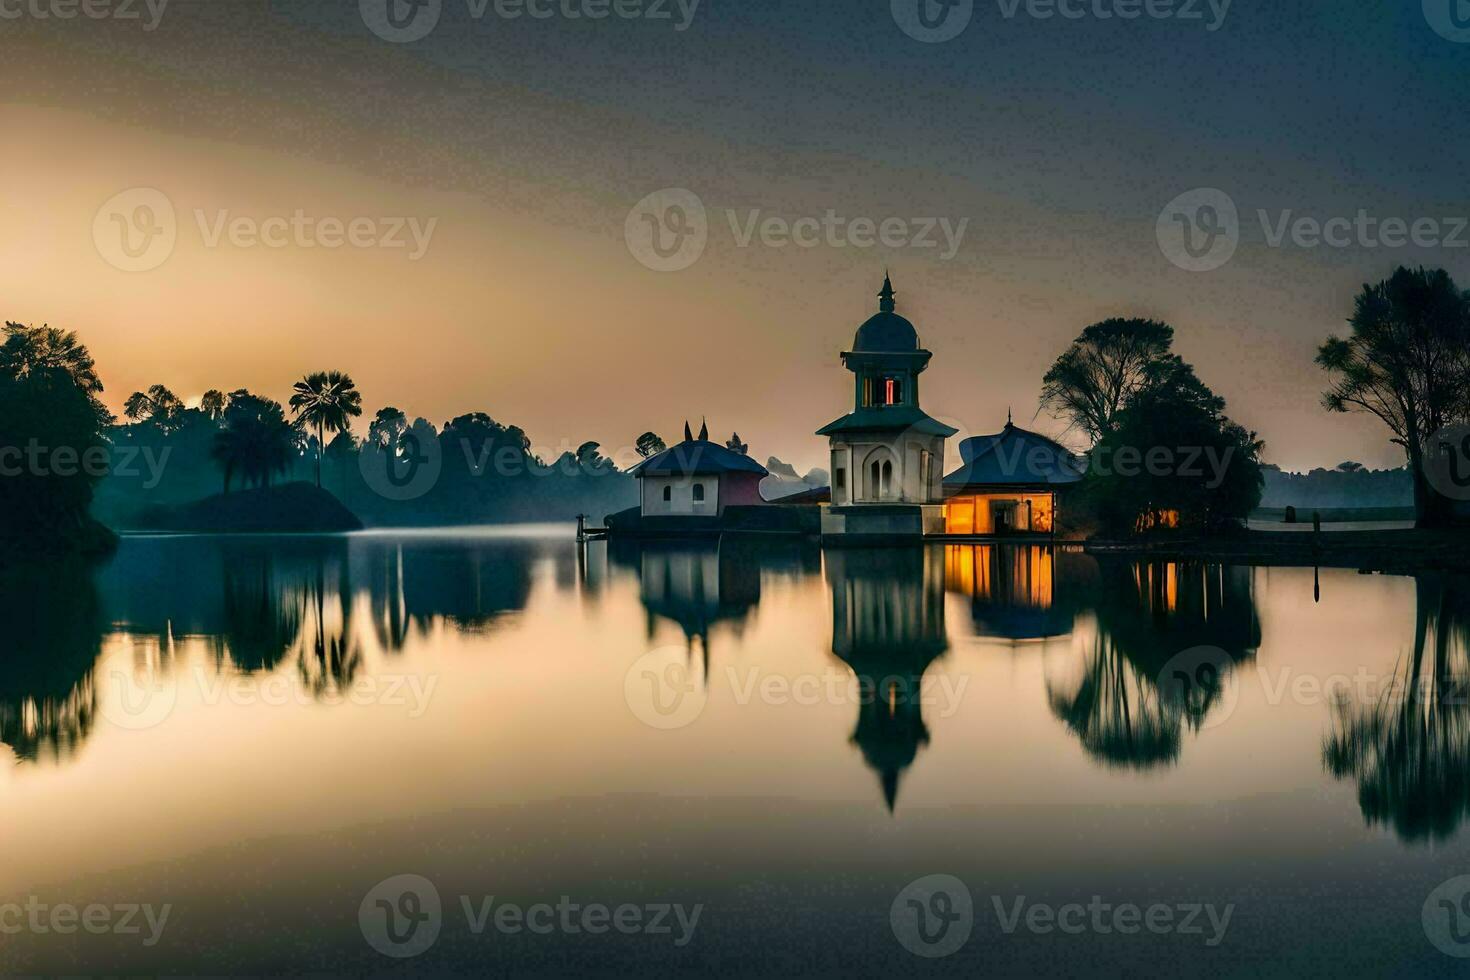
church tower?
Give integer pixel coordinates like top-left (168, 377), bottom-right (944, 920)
top-left (816, 277), bottom-right (956, 539)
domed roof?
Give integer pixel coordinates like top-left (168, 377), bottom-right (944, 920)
top-left (852, 276), bottom-right (919, 352)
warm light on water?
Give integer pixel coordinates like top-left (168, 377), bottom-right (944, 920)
top-left (0, 529), bottom-right (1465, 973)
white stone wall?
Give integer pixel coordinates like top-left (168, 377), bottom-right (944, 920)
top-left (640, 475), bottom-right (721, 517)
top-left (830, 434), bottom-right (946, 504)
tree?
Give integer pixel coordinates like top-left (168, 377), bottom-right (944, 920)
top-left (1082, 362), bottom-right (1264, 534)
top-left (123, 384), bottom-right (185, 431)
top-left (1336, 461), bottom-right (1365, 473)
top-left (635, 431), bottom-right (667, 459)
top-left (367, 407), bottom-right (408, 449)
top-left (725, 432), bottom-right (749, 455)
top-left (211, 391), bottom-right (297, 493)
top-left (289, 371), bottom-right (363, 489)
top-left (1317, 266), bottom-right (1470, 528)
top-left (0, 322), bottom-right (114, 551)
top-left (200, 389), bottom-right (227, 421)
top-left (1042, 318), bottom-right (1176, 444)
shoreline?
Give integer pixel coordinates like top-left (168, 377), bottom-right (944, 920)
top-left (1084, 527), bottom-right (1470, 574)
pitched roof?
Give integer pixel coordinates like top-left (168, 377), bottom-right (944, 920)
top-left (943, 422), bottom-right (1084, 488)
top-left (630, 439), bottom-right (769, 478)
top-left (816, 406), bottom-right (959, 438)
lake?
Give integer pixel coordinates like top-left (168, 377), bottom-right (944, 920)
top-left (1, 529), bottom-right (1468, 976)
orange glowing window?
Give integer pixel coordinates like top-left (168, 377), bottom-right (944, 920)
top-left (885, 378), bottom-right (896, 405)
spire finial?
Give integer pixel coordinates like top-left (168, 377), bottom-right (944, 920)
top-left (878, 273), bottom-right (896, 314)
top-left (684, 420), bottom-right (693, 442)
top-left (698, 417), bottom-right (708, 441)
top-left (1007, 407), bottom-right (1013, 426)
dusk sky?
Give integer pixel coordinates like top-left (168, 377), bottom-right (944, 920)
top-left (4, 0), bottom-right (1468, 472)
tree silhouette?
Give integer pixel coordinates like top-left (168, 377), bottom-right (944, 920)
top-left (211, 391), bottom-right (297, 493)
top-left (289, 371), bottom-right (363, 489)
top-left (200, 389), bottom-right (227, 421)
top-left (0, 322), bottom-right (114, 551)
top-left (635, 431), bottom-right (667, 459)
top-left (123, 384), bottom-right (186, 431)
top-left (1318, 266), bottom-right (1470, 528)
top-left (1042, 318), bottom-right (1176, 444)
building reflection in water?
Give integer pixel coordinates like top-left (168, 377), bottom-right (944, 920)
top-left (1046, 559), bottom-right (1260, 770)
top-left (826, 547), bottom-right (948, 812)
top-left (944, 544), bottom-right (1096, 641)
top-left (1324, 572), bottom-right (1470, 843)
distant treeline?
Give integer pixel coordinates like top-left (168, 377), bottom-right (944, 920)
top-left (97, 394), bottom-right (638, 529)
top-left (1259, 463), bottom-right (1412, 510)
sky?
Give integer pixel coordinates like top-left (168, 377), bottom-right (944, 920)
top-left (3, 0), bottom-right (1469, 473)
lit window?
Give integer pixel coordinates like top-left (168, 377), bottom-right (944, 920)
top-left (693, 483), bottom-right (705, 502)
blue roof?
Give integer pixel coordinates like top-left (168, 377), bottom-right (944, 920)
top-left (943, 423), bottom-right (1084, 489)
top-left (631, 439), bottom-right (769, 478)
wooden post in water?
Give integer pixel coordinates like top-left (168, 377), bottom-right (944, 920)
top-left (576, 514), bottom-right (587, 543)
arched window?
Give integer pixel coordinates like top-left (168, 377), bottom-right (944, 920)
top-left (662, 486), bottom-right (672, 502)
top-left (881, 460), bottom-right (894, 497)
top-left (870, 460), bottom-right (881, 500)
top-left (693, 483), bottom-right (705, 502)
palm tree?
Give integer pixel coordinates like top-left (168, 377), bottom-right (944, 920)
top-left (122, 384), bottom-right (185, 429)
top-left (211, 392), bottom-right (296, 493)
top-left (289, 371), bottom-right (363, 489)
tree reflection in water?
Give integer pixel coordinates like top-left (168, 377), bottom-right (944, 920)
top-left (1324, 573), bottom-right (1470, 843)
top-left (0, 560), bottom-right (103, 762)
top-left (1046, 559), bottom-right (1260, 771)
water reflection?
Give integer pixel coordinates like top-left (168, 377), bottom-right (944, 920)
top-left (1325, 572), bottom-right (1470, 843)
top-left (12, 533), bottom-right (1470, 853)
top-left (827, 547), bottom-right (948, 811)
top-left (1047, 561), bottom-right (1261, 770)
top-left (945, 544), bottom-right (1095, 640)
top-left (0, 561), bottom-right (103, 762)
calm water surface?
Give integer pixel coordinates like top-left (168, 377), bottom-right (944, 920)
top-left (2, 528), bottom-right (1468, 975)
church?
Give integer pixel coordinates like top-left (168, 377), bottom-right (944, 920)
top-left (815, 276), bottom-right (957, 540)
